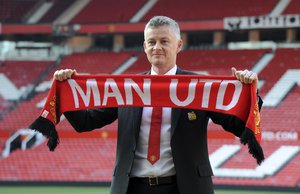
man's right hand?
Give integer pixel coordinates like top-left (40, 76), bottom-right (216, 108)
top-left (53, 69), bottom-right (77, 81)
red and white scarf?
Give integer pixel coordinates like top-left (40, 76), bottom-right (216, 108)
top-left (30, 74), bottom-right (264, 164)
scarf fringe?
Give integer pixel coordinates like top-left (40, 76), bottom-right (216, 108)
top-left (29, 116), bottom-right (59, 151)
top-left (28, 117), bottom-right (264, 165)
top-left (240, 128), bottom-right (265, 165)
top-left (28, 118), bottom-right (264, 165)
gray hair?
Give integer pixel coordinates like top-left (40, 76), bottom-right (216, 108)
top-left (144, 16), bottom-right (181, 40)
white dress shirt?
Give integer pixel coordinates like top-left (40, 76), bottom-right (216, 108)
top-left (130, 65), bottom-right (177, 177)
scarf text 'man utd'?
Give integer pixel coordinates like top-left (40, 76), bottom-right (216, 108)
top-left (30, 74), bottom-right (264, 164)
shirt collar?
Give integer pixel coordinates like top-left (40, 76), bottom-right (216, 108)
top-left (151, 65), bottom-right (177, 75)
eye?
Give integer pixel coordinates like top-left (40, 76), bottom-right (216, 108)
top-left (161, 40), bottom-right (168, 45)
top-left (148, 41), bottom-right (155, 45)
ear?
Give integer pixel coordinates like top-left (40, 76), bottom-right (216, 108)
top-left (177, 39), bottom-right (183, 53)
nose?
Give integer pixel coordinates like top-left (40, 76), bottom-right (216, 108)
top-left (153, 42), bottom-right (162, 50)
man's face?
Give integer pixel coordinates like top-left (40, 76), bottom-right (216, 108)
top-left (144, 26), bottom-right (182, 70)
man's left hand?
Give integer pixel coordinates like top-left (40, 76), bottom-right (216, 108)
top-left (231, 67), bottom-right (258, 88)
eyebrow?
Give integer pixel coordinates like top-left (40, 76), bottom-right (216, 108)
top-left (146, 37), bottom-right (170, 41)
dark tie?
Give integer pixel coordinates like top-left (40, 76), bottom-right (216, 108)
top-left (147, 106), bottom-right (162, 165)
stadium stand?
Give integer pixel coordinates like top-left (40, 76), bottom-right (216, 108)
top-left (257, 48), bottom-right (300, 132)
top-left (282, 0), bottom-right (300, 14)
top-left (70, 0), bottom-right (147, 23)
top-left (0, 91), bottom-right (46, 133)
top-left (212, 140), bottom-right (300, 187)
top-left (0, 138), bottom-right (6, 154)
top-left (0, 60), bottom-right (53, 118)
top-left (0, 96), bottom-right (12, 114)
top-left (0, 138), bottom-right (116, 182)
top-left (0, 0), bottom-right (39, 23)
top-left (38, 0), bottom-right (74, 23)
top-left (259, 48), bottom-right (300, 95)
top-left (46, 51), bottom-right (135, 77)
top-left (0, 0), bottom-right (291, 24)
top-left (0, 60), bottom-right (53, 88)
top-left (141, 0), bottom-right (278, 21)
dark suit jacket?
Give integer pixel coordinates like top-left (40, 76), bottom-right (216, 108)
top-left (64, 68), bottom-right (252, 194)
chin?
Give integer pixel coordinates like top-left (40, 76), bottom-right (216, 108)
top-left (152, 63), bottom-right (164, 68)
top-left (151, 59), bottom-right (165, 66)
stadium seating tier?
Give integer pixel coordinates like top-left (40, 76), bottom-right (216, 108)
top-left (70, 0), bottom-right (147, 23)
top-left (283, 0), bottom-right (300, 14)
top-left (142, 0), bottom-right (278, 21)
top-left (0, 0), bottom-right (39, 23)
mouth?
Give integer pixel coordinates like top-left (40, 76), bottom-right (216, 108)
top-left (152, 54), bottom-right (164, 57)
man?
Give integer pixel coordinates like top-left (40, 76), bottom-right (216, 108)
top-left (54, 16), bottom-right (261, 194)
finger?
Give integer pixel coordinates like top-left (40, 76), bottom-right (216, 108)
top-left (241, 70), bottom-right (251, 84)
top-left (245, 71), bottom-right (254, 84)
top-left (65, 69), bottom-right (73, 79)
top-left (253, 74), bottom-right (258, 88)
top-left (239, 70), bottom-right (248, 83)
top-left (73, 69), bottom-right (77, 75)
top-left (232, 68), bottom-right (242, 80)
top-left (66, 69), bottom-right (72, 78)
top-left (249, 73), bottom-right (258, 84)
top-left (67, 69), bottom-right (76, 78)
top-left (231, 67), bottom-right (237, 76)
top-left (57, 70), bottom-right (64, 81)
top-left (53, 71), bottom-right (59, 80)
top-left (62, 70), bottom-right (68, 80)
top-left (66, 72), bottom-right (72, 79)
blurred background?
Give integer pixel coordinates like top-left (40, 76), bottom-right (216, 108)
top-left (0, 0), bottom-right (299, 193)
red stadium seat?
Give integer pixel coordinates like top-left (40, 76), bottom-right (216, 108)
top-left (0, 0), bottom-right (39, 23)
top-left (142, 0), bottom-right (278, 21)
top-left (283, 0), bottom-right (300, 15)
top-left (70, 0), bottom-right (147, 23)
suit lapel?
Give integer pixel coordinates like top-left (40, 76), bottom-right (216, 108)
top-left (171, 108), bottom-right (181, 137)
top-left (132, 70), bottom-right (149, 141)
top-left (170, 67), bottom-right (184, 137)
